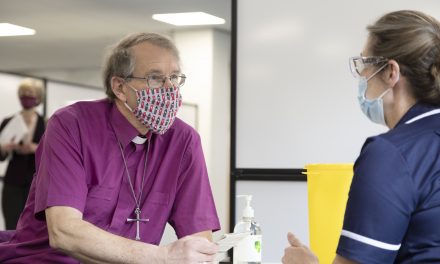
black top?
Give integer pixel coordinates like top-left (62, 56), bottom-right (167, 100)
top-left (0, 113), bottom-right (45, 186)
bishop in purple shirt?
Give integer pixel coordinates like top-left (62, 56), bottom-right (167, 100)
top-left (0, 32), bottom-right (220, 263)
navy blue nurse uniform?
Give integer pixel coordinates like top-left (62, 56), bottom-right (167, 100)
top-left (337, 103), bottom-right (440, 263)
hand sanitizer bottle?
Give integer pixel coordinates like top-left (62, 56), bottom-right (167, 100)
top-left (233, 195), bottom-right (262, 264)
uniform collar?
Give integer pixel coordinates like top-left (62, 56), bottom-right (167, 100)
top-left (110, 102), bottom-right (151, 147)
top-left (394, 103), bottom-right (439, 128)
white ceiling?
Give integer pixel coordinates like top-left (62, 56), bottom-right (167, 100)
top-left (0, 0), bottom-right (231, 74)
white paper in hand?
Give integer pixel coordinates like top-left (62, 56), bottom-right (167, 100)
top-left (214, 232), bottom-right (250, 261)
top-left (0, 114), bottom-right (28, 144)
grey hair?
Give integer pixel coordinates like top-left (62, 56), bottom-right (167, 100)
top-left (102, 32), bottom-right (180, 101)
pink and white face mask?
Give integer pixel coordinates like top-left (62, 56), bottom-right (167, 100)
top-left (126, 86), bottom-right (182, 135)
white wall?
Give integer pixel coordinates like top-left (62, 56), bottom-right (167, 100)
top-left (211, 30), bottom-right (231, 237)
top-left (236, 181), bottom-right (309, 262)
top-left (236, 0), bottom-right (440, 169)
top-left (159, 29), bottom-right (231, 243)
top-left (236, 0), bottom-right (398, 168)
top-left (26, 68), bottom-right (103, 88)
top-left (45, 81), bottom-right (105, 117)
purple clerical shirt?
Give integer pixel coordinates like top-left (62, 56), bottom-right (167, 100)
top-left (0, 99), bottom-right (220, 263)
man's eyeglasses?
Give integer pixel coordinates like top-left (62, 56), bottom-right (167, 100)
top-left (125, 73), bottom-right (186, 89)
top-left (349, 56), bottom-right (388, 79)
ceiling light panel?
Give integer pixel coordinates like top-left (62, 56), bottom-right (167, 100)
top-left (0, 23), bottom-right (35, 37)
top-left (152, 12), bottom-right (225, 26)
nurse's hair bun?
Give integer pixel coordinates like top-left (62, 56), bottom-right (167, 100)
top-left (431, 54), bottom-right (440, 89)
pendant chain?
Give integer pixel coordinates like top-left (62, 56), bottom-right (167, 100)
top-left (117, 139), bottom-right (150, 209)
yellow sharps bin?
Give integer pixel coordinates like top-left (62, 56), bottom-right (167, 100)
top-left (304, 163), bottom-right (354, 264)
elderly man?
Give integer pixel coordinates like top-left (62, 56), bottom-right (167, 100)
top-left (0, 32), bottom-right (220, 263)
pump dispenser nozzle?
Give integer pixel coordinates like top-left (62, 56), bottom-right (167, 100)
top-left (237, 195), bottom-right (254, 218)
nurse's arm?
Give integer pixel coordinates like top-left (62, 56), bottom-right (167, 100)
top-left (333, 255), bottom-right (357, 264)
top-left (46, 206), bottom-right (163, 263)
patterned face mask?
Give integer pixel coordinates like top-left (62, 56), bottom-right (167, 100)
top-left (125, 85), bottom-right (182, 135)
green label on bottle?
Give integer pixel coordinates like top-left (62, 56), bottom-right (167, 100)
top-left (254, 240), bottom-right (261, 253)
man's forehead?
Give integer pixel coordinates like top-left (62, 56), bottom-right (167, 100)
top-left (137, 61), bottom-right (180, 73)
top-left (132, 42), bottom-right (177, 59)
top-left (132, 44), bottom-right (180, 72)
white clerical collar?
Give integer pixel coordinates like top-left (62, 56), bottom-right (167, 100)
top-left (132, 135), bottom-right (147, 144)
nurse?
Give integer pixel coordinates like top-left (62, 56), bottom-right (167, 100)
top-left (282, 10), bottom-right (440, 263)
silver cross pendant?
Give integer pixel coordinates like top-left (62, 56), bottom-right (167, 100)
top-left (127, 207), bottom-right (149, 240)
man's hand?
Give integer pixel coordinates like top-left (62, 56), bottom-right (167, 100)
top-left (282, 232), bottom-right (319, 264)
top-left (162, 236), bottom-right (219, 264)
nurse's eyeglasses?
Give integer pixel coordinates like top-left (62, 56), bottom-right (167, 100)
top-left (125, 73), bottom-right (186, 89)
top-left (349, 56), bottom-right (389, 79)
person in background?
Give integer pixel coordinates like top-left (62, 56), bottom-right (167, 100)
top-left (0, 32), bottom-right (220, 263)
top-left (283, 10), bottom-right (440, 263)
top-left (0, 78), bottom-right (45, 230)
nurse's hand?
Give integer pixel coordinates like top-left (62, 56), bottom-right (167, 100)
top-left (282, 232), bottom-right (319, 264)
top-left (163, 236), bottom-right (219, 264)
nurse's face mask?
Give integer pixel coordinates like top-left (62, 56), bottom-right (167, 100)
top-left (349, 56), bottom-right (391, 126)
top-left (123, 73), bottom-right (185, 135)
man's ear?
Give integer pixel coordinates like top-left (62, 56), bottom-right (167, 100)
top-left (111, 76), bottom-right (127, 101)
top-left (384, 60), bottom-right (400, 87)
